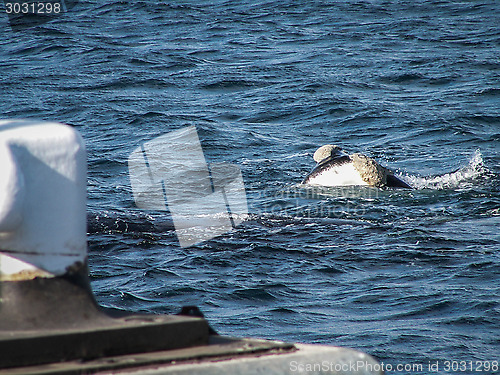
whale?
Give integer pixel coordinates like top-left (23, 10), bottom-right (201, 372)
top-left (302, 145), bottom-right (412, 189)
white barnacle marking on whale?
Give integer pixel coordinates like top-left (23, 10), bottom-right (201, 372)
top-left (313, 144), bottom-right (344, 163)
top-left (350, 153), bottom-right (387, 187)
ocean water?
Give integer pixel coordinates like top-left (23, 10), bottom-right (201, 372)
top-left (1, 0), bottom-right (499, 373)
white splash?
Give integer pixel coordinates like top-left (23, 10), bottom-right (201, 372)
top-left (401, 150), bottom-right (489, 190)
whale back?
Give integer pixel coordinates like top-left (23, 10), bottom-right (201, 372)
top-left (302, 148), bottom-right (412, 189)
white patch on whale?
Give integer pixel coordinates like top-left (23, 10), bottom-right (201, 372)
top-left (304, 162), bottom-right (369, 187)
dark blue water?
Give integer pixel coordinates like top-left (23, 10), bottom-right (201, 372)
top-left (1, 1), bottom-right (499, 373)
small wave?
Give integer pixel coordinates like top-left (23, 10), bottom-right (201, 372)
top-left (402, 150), bottom-right (490, 190)
top-left (87, 210), bottom-right (175, 234)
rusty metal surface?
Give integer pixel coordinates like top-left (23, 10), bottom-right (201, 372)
top-left (0, 272), bottom-right (210, 369)
top-left (0, 336), bottom-right (296, 375)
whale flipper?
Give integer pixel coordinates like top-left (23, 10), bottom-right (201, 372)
top-left (385, 173), bottom-right (412, 189)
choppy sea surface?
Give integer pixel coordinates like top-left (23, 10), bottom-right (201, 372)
top-left (1, 1), bottom-right (499, 373)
